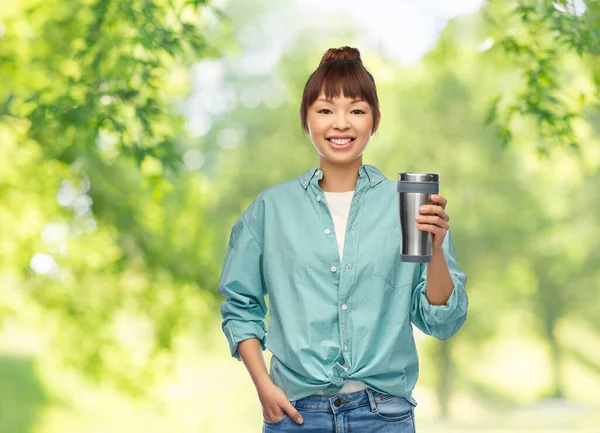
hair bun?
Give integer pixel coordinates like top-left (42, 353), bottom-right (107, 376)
top-left (319, 46), bottom-right (362, 65)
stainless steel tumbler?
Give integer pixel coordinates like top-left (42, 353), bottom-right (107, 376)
top-left (397, 173), bottom-right (439, 263)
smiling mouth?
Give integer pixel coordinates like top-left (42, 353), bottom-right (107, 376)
top-left (327, 138), bottom-right (355, 145)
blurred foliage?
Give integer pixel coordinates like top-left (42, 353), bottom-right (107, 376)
top-left (2, 0), bottom-right (222, 168)
top-left (0, 0), bottom-right (599, 429)
top-left (0, 0), bottom-right (228, 395)
top-left (484, 0), bottom-right (600, 154)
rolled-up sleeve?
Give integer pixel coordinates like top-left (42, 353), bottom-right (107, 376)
top-left (410, 230), bottom-right (468, 340)
top-left (218, 209), bottom-right (268, 361)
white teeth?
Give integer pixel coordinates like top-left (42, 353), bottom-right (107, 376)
top-left (330, 138), bottom-right (353, 145)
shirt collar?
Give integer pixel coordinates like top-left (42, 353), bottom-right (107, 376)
top-left (298, 164), bottom-right (386, 190)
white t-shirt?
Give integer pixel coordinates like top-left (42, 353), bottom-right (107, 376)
top-left (315, 190), bottom-right (369, 395)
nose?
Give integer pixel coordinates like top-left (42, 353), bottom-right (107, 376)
top-left (333, 112), bottom-right (351, 130)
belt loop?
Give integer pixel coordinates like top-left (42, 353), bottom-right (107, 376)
top-left (366, 388), bottom-right (377, 413)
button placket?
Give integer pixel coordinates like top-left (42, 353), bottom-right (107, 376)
top-left (333, 180), bottom-right (366, 375)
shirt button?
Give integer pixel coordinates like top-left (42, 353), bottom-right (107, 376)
top-left (371, 178), bottom-right (376, 183)
top-left (316, 195), bottom-right (322, 201)
top-left (357, 192), bottom-right (361, 198)
top-left (324, 229), bottom-right (331, 235)
top-left (344, 345), bottom-right (349, 352)
top-left (303, 181), bottom-right (308, 186)
top-left (351, 227), bottom-right (355, 235)
top-left (341, 304), bottom-right (347, 311)
top-left (347, 263), bottom-right (351, 270)
top-left (330, 266), bottom-right (337, 272)
top-left (315, 170), bottom-right (321, 176)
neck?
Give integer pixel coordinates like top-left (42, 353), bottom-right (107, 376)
top-left (318, 158), bottom-right (362, 192)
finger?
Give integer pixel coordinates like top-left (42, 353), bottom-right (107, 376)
top-left (415, 216), bottom-right (450, 229)
top-left (285, 403), bottom-right (303, 424)
top-left (431, 194), bottom-right (448, 209)
top-left (264, 409), bottom-right (287, 423)
top-left (416, 224), bottom-right (449, 235)
top-left (438, 210), bottom-right (450, 222)
top-left (419, 205), bottom-right (444, 216)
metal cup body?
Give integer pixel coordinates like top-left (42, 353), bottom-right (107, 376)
top-left (397, 173), bottom-right (439, 263)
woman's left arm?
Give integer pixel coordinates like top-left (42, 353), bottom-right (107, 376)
top-left (414, 194), bottom-right (454, 305)
top-left (410, 194), bottom-right (468, 340)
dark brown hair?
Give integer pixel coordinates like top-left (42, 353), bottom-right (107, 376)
top-left (300, 46), bottom-right (381, 135)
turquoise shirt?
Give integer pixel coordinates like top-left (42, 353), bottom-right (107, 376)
top-left (217, 164), bottom-right (468, 404)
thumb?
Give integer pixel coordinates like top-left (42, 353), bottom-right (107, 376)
top-left (286, 402), bottom-right (303, 424)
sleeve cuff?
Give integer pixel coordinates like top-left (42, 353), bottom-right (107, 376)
top-left (419, 278), bottom-right (468, 326)
top-left (223, 319), bottom-right (267, 361)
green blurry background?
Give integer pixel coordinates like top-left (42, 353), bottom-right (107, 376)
top-left (1, 0), bottom-right (599, 431)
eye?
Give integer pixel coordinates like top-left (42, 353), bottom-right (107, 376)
top-left (317, 109), bottom-right (332, 114)
top-left (352, 109), bottom-right (366, 114)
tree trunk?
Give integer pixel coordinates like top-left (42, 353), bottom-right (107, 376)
top-left (548, 324), bottom-right (565, 398)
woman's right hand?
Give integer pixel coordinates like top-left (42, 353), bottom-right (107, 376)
top-left (258, 381), bottom-right (304, 424)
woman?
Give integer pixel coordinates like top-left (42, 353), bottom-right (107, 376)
top-left (218, 46), bottom-right (468, 432)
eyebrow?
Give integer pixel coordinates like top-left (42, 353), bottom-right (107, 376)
top-left (316, 98), bottom-right (365, 103)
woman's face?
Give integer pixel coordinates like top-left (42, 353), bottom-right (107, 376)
top-left (306, 90), bottom-right (374, 165)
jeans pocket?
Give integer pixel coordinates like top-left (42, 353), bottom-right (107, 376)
top-left (373, 395), bottom-right (415, 422)
top-left (263, 413), bottom-right (289, 425)
top-left (263, 401), bottom-right (296, 425)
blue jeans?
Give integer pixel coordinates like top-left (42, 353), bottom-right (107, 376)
top-left (263, 388), bottom-right (416, 432)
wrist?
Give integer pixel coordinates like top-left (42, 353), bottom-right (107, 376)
top-left (255, 375), bottom-right (274, 392)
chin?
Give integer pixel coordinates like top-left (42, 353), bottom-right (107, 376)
top-left (314, 141), bottom-right (367, 162)
top-left (325, 152), bottom-right (362, 165)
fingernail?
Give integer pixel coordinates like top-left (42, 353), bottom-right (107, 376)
top-left (297, 416), bottom-right (304, 424)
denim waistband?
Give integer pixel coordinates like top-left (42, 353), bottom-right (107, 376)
top-left (292, 388), bottom-right (395, 414)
